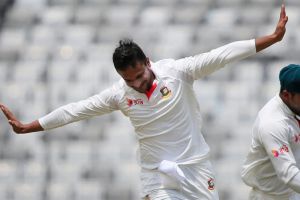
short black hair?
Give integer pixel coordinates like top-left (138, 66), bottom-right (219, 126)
top-left (280, 87), bottom-right (296, 96)
top-left (112, 39), bottom-right (147, 71)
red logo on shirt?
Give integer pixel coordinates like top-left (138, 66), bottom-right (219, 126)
top-left (127, 98), bottom-right (143, 107)
top-left (280, 144), bottom-right (289, 153)
top-left (294, 134), bottom-right (300, 143)
top-left (272, 150), bottom-right (279, 157)
top-left (272, 144), bottom-right (289, 157)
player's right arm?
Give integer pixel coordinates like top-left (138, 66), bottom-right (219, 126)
top-left (0, 85), bottom-right (120, 134)
top-left (0, 103), bottom-right (43, 134)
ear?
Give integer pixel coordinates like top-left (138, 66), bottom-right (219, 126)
top-left (146, 58), bottom-right (151, 67)
top-left (280, 90), bottom-right (291, 101)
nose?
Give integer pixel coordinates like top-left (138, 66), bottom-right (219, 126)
top-left (131, 79), bottom-right (143, 89)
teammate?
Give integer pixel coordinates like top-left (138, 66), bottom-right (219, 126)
top-left (241, 64), bottom-right (300, 200)
top-left (0, 4), bottom-right (288, 200)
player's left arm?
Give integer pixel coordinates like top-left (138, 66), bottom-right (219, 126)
top-left (255, 3), bottom-right (288, 52)
top-left (170, 1), bottom-right (288, 80)
top-left (260, 122), bottom-right (300, 188)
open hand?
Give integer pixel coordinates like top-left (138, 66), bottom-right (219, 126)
top-left (273, 2), bottom-right (288, 42)
top-left (0, 103), bottom-right (25, 134)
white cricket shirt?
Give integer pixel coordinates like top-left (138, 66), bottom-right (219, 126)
top-left (39, 40), bottom-right (256, 197)
top-left (242, 95), bottom-right (300, 198)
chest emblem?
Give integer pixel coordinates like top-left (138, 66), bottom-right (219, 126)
top-left (160, 86), bottom-right (172, 99)
top-left (207, 178), bottom-right (215, 190)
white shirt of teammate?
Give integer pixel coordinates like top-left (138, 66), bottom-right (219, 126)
top-left (242, 95), bottom-right (300, 199)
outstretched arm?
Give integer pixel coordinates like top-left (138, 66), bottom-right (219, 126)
top-left (0, 85), bottom-right (119, 134)
top-left (0, 103), bottom-right (43, 134)
top-left (172, 2), bottom-right (288, 80)
top-left (255, 2), bottom-right (288, 52)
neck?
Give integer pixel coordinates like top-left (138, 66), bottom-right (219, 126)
top-left (147, 69), bottom-right (156, 91)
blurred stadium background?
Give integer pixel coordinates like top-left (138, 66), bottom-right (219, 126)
top-left (0, 0), bottom-right (299, 199)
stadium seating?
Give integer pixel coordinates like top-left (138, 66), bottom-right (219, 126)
top-left (0, 0), bottom-right (299, 199)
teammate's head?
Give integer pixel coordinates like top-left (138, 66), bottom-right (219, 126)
top-left (279, 64), bottom-right (300, 115)
top-left (279, 64), bottom-right (300, 93)
top-left (113, 39), bottom-right (154, 93)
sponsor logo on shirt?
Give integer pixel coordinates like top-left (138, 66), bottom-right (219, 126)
top-left (160, 86), bottom-right (171, 99)
top-left (272, 150), bottom-right (279, 157)
top-left (272, 144), bottom-right (289, 157)
top-left (207, 178), bottom-right (215, 190)
top-left (127, 98), bottom-right (143, 107)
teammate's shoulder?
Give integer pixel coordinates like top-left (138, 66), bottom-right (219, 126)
top-left (257, 115), bottom-right (289, 139)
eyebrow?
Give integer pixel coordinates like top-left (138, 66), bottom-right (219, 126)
top-left (124, 71), bottom-right (144, 82)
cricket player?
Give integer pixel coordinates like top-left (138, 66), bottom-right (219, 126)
top-left (0, 4), bottom-right (288, 200)
top-left (241, 64), bottom-right (300, 200)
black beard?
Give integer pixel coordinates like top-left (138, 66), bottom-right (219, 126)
top-left (288, 105), bottom-right (300, 116)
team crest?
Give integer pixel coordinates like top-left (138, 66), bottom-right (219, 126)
top-left (207, 178), bottom-right (215, 190)
top-left (160, 86), bottom-right (171, 99)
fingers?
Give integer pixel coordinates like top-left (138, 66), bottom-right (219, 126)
top-left (0, 104), bottom-right (7, 116)
top-left (0, 104), bottom-right (16, 121)
top-left (280, 3), bottom-right (286, 19)
top-left (0, 103), bottom-right (23, 133)
top-left (9, 120), bottom-right (18, 128)
top-left (8, 120), bottom-right (14, 126)
top-left (280, 13), bottom-right (288, 27)
top-left (283, 15), bottom-right (288, 25)
top-left (8, 120), bottom-right (22, 134)
top-left (279, 1), bottom-right (288, 27)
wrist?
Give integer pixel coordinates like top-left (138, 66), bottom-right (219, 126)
top-left (20, 124), bottom-right (28, 134)
top-left (271, 33), bottom-right (281, 43)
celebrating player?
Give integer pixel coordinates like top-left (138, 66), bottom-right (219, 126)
top-left (241, 64), bottom-right (300, 200)
top-left (1, 4), bottom-right (288, 200)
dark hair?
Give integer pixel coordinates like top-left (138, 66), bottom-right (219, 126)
top-left (112, 39), bottom-right (147, 71)
top-left (280, 87), bottom-right (284, 93)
